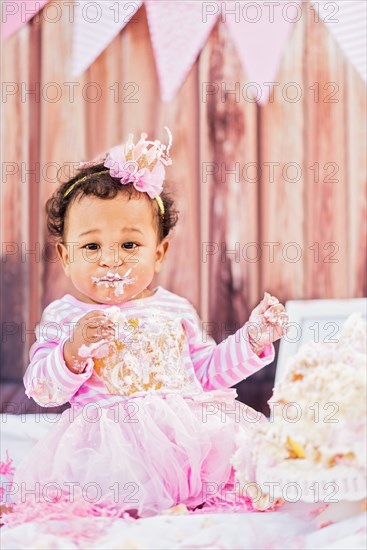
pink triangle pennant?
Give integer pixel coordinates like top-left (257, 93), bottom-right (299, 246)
top-left (72, 0), bottom-right (143, 77)
top-left (146, 0), bottom-right (219, 102)
top-left (1, 0), bottom-right (49, 40)
top-left (225, 0), bottom-right (301, 105)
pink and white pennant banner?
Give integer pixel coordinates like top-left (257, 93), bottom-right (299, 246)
top-left (72, 0), bottom-right (143, 77)
top-left (226, 0), bottom-right (301, 105)
top-left (311, 0), bottom-right (366, 82)
top-left (1, 0), bottom-right (49, 40)
top-left (4, 0), bottom-right (364, 103)
top-left (146, 0), bottom-right (301, 103)
top-left (146, 1), bottom-right (218, 102)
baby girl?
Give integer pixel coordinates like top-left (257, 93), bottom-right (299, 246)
top-left (12, 128), bottom-right (288, 517)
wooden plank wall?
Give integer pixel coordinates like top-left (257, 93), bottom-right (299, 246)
top-left (1, 2), bottom-right (366, 414)
top-left (1, 24), bottom-right (33, 380)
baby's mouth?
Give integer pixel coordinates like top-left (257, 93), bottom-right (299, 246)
top-left (92, 271), bottom-right (127, 284)
top-left (91, 269), bottom-right (136, 295)
top-left (92, 270), bottom-right (130, 284)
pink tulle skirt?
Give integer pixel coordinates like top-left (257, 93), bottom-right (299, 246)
top-left (13, 390), bottom-right (263, 517)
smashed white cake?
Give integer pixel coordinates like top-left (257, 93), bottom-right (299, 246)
top-left (232, 313), bottom-right (367, 508)
top-left (81, 306), bottom-right (192, 397)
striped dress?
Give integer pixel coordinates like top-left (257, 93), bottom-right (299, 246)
top-left (15, 286), bottom-right (274, 516)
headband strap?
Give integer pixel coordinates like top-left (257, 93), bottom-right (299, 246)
top-left (63, 170), bottom-right (109, 198)
top-left (63, 170), bottom-right (165, 216)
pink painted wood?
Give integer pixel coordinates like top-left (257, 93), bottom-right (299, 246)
top-left (1, 5), bottom-right (366, 412)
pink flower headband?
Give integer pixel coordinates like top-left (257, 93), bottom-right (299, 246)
top-left (64, 127), bottom-right (173, 216)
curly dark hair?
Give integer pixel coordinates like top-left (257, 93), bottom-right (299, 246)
top-left (46, 163), bottom-right (179, 242)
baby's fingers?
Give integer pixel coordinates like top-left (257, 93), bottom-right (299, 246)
top-left (83, 328), bottom-right (115, 345)
top-left (82, 312), bottom-right (114, 328)
top-left (263, 304), bottom-right (288, 326)
top-left (82, 310), bottom-right (109, 320)
top-left (253, 292), bottom-right (279, 316)
top-left (82, 318), bottom-right (115, 342)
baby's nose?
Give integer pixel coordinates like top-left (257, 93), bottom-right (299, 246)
top-left (99, 245), bottom-right (123, 267)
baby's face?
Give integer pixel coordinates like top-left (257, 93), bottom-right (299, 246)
top-left (57, 193), bottom-right (169, 304)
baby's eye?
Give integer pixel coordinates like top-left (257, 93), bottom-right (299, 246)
top-left (83, 243), bottom-right (100, 250)
top-left (122, 242), bottom-right (138, 250)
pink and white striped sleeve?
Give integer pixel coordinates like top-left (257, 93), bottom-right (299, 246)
top-left (23, 304), bottom-right (94, 407)
top-left (182, 309), bottom-right (275, 391)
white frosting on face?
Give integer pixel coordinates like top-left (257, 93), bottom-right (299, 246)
top-left (90, 267), bottom-right (137, 297)
top-left (113, 272), bottom-right (137, 296)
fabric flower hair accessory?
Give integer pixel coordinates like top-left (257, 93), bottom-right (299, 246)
top-left (64, 127), bottom-right (173, 216)
top-left (104, 127), bottom-right (172, 201)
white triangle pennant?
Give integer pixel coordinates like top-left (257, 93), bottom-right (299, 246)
top-left (145, 0), bottom-right (219, 102)
top-left (72, 0), bottom-right (143, 77)
top-left (225, 0), bottom-right (301, 105)
top-left (311, 0), bottom-right (366, 82)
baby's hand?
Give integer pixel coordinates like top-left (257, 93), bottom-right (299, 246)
top-left (64, 311), bottom-right (115, 373)
top-left (247, 293), bottom-right (288, 356)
